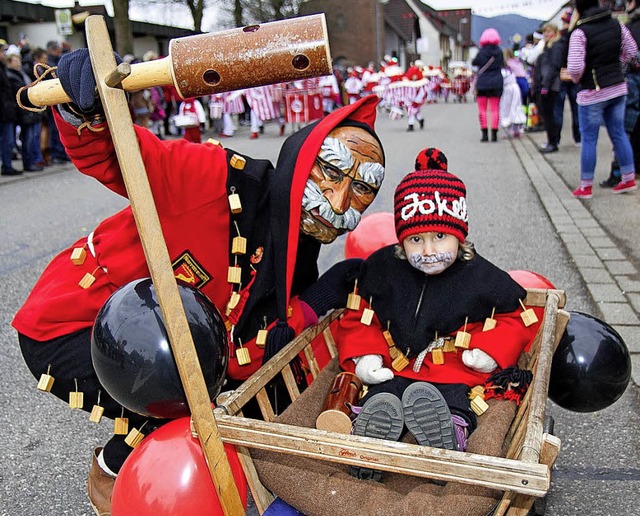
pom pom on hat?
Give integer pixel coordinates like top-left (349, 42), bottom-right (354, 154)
top-left (395, 148), bottom-right (468, 244)
top-left (415, 147), bottom-right (448, 172)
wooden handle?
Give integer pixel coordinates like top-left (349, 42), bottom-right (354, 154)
top-left (25, 14), bottom-right (331, 107)
top-left (85, 15), bottom-right (245, 515)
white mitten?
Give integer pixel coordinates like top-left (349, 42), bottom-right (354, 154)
top-left (462, 348), bottom-right (498, 373)
top-left (353, 354), bottom-right (394, 385)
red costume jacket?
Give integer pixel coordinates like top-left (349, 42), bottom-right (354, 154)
top-left (13, 96), bottom-right (380, 381)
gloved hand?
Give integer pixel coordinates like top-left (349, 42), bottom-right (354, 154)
top-left (57, 48), bottom-right (122, 114)
top-left (299, 258), bottom-right (363, 317)
top-left (353, 354), bottom-right (394, 385)
top-left (462, 348), bottom-right (498, 373)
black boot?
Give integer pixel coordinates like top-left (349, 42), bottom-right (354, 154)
top-left (491, 129), bottom-right (498, 142)
top-left (599, 160), bottom-right (621, 188)
top-left (419, 118), bottom-right (425, 130)
top-left (407, 125), bottom-right (414, 132)
top-left (481, 128), bottom-right (488, 142)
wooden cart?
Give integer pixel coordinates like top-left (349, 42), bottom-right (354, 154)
top-left (213, 287), bottom-right (569, 515)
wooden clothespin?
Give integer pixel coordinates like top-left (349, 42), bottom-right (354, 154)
top-left (455, 316), bottom-right (472, 349)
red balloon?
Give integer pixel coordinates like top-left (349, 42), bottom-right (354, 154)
top-left (508, 270), bottom-right (556, 290)
top-left (112, 417), bottom-right (247, 515)
top-left (345, 212), bottom-right (397, 259)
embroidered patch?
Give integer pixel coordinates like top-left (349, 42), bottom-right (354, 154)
top-left (250, 247), bottom-right (264, 264)
top-left (172, 251), bottom-right (211, 288)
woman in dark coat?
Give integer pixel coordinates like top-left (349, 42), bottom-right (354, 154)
top-left (472, 28), bottom-right (504, 142)
top-left (535, 23), bottom-right (563, 153)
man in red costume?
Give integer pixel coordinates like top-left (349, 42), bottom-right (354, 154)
top-left (14, 49), bottom-right (385, 514)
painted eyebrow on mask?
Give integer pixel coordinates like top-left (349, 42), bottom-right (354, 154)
top-left (344, 135), bottom-right (384, 164)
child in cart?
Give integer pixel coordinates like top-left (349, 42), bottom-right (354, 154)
top-left (335, 148), bottom-right (542, 479)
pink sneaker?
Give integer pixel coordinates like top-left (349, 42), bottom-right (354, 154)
top-left (572, 185), bottom-right (593, 199)
top-left (612, 179), bottom-right (637, 194)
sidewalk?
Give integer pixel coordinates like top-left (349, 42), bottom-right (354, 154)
top-left (517, 127), bottom-right (640, 387)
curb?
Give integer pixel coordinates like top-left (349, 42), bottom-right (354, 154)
top-left (513, 134), bottom-right (640, 387)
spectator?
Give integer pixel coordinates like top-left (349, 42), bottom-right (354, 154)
top-left (568, 0), bottom-right (638, 198)
top-left (500, 52), bottom-right (527, 138)
top-left (472, 28), bottom-right (504, 142)
top-left (622, 0), bottom-right (640, 188)
top-left (0, 39), bottom-right (21, 175)
top-left (536, 23), bottom-right (563, 154)
top-left (555, 8), bottom-right (581, 149)
top-left (45, 40), bottom-right (70, 164)
top-left (5, 53), bottom-right (43, 172)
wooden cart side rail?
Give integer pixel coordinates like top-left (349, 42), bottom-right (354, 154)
top-left (218, 309), bottom-right (343, 416)
top-left (214, 414), bottom-right (551, 497)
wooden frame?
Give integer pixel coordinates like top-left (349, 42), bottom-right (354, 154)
top-left (214, 288), bottom-right (569, 515)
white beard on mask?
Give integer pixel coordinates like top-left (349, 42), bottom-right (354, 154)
top-left (300, 179), bottom-right (362, 243)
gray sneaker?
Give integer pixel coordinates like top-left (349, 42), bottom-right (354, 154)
top-left (350, 393), bottom-right (404, 481)
top-left (402, 382), bottom-right (457, 451)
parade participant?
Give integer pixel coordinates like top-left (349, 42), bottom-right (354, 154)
top-left (335, 148), bottom-right (541, 479)
top-left (344, 68), bottom-right (364, 104)
top-left (176, 96), bottom-right (206, 143)
top-left (244, 84), bottom-right (285, 139)
top-left (13, 48), bottom-right (385, 513)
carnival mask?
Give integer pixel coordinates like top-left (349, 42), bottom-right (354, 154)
top-left (301, 126), bottom-right (384, 243)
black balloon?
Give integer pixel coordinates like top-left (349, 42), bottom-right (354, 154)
top-left (549, 311), bottom-right (631, 412)
top-left (91, 278), bottom-right (228, 419)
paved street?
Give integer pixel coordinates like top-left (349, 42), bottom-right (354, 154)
top-left (0, 99), bottom-right (638, 515)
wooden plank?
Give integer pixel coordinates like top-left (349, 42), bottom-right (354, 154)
top-left (519, 291), bottom-right (561, 464)
top-left (255, 388), bottom-right (276, 422)
top-left (302, 344), bottom-right (320, 379)
top-left (236, 445), bottom-right (274, 514)
top-left (214, 415), bottom-right (551, 497)
top-left (85, 16), bottom-right (244, 515)
top-left (281, 364), bottom-right (301, 402)
top-left (322, 325), bottom-right (339, 358)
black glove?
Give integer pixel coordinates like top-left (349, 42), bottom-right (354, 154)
top-left (299, 258), bottom-right (363, 317)
top-left (57, 48), bottom-right (122, 114)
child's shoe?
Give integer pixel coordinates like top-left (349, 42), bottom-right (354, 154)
top-left (350, 393), bottom-right (404, 481)
top-left (402, 382), bottom-right (457, 450)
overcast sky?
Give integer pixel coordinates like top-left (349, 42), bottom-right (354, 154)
top-left (26, 0), bottom-right (568, 31)
top-left (422, 0), bottom-right (568, 19)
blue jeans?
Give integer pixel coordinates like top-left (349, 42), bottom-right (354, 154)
top-left (0, 122), bottom-right (15, 170)
top-left (554, 81), bottom-right (580, 143)
top-left (578, 96), bottom-right (634, 181)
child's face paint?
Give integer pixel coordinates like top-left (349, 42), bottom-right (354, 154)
top-left (402, 232), bottom-right (459, 275)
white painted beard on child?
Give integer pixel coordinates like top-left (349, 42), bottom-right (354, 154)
top-left (408, 251), bottom-right (456, 275)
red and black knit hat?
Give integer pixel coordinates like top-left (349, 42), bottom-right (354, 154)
top-left (394, 148), bottom-right (468, 243)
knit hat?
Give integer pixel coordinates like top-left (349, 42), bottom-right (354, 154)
top-left (394, 148), bottom-right (468, 243)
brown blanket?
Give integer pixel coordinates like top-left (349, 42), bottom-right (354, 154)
top-left (251, 359), bottom-right (516, 515)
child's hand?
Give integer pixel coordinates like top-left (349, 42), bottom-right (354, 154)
top-left (462, 348), bottom-right (498, 373)
top-left (353, 354), bottom-right (394, 385)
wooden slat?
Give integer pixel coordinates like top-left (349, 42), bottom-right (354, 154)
top-left (322, 325), bottom-right (339, 358)
top-left (255, 388), bottom-right (276, 422)
top-left (302, 344), bottom-right (320, 379)
top-left (281, 364), bottom-right (301, 402)
top-left (85, 16), bottom-right (244, 515)
top-left (215, 415), bottom-right (550, 497)
top-left (236, 445), bottom-right (274, 514)
top-left (218, 310), bottom-right (343, 416)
